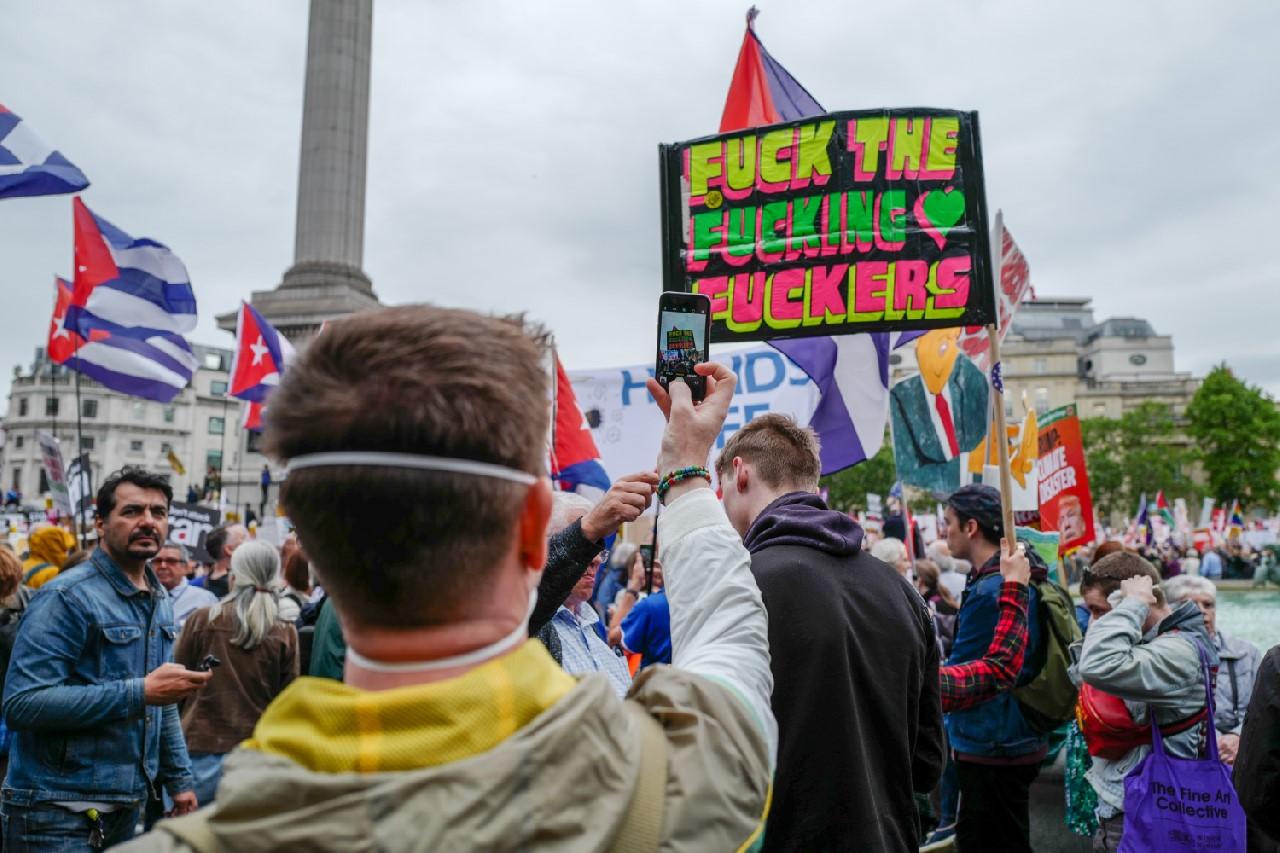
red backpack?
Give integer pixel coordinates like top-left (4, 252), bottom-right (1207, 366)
top-left (1076, 677), bottom-right (1211, 761)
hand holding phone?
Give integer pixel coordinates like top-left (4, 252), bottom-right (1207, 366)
top-left (655, 292), bottom-right (711, 403)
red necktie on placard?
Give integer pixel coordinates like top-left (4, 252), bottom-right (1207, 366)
top-left (935, 393), bottom-right (961, 457)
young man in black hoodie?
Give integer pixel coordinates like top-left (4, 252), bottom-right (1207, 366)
top-left (716, 414), bottom-right (945, 852)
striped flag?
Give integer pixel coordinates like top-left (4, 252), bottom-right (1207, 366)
top-left (718, 11), bottom-right (919, 475)
top-left (54, 199), bottom-right (198, 402)
top-left (1155, 490), bottom-right (1175, 528)
top-left (0, 104), bottom-right (90, 199)
top-left (1227, 500), bottom-right (1245, 536)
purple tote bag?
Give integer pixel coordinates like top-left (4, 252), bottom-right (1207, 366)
top-left (1119, 638), bottom-right (1246, 852)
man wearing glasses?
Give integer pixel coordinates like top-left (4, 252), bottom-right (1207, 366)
top-left (150, 543), bottom-right (218, 630)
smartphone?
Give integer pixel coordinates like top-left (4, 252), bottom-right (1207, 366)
top-left (197, 655), bottom-right (221, 672)
top-left (655, 291), bottom-right (712, 402)
top-left (638, 544), bottom-right (654, 569)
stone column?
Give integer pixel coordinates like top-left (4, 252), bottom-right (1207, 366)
top-left (289, 0), bottom-right (372, 278)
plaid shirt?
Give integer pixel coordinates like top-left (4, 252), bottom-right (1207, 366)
top-left (940, 581), bottom-right (1030, 713)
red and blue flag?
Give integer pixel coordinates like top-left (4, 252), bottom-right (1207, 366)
top-left (551, 358), bottom-right (610, 498)
top-left (228, 301), bottom-right (295, 403)
top-left (719, 12), bottom-right (921, 475)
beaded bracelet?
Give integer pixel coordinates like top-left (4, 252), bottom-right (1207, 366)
top-left (657, 466), bottom-right (711, 502)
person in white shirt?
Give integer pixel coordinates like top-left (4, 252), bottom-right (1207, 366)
top-left (152, 543), bottom-right (218, 629)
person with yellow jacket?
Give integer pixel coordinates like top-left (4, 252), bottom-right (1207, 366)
top-left (21, 526), bottom-right (76, 589)
top-left (124, 306), bottom-right (776, 852)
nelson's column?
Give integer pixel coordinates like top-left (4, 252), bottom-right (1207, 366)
top-left (219, 0), bottom-right (380, 340)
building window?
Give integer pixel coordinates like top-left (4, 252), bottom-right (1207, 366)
top-left (81, 436), bottom-right (95, 451)
top-left (45, 397), bottom-right (59, 417)
top-left (17, 398), bottom-right (28, 417)
top-left (11, 468), bottom-right (20, 491)
top-left (163, 406), bottom-right (175, 423)
top-left (208, 417), bottom-right (225, 436)
top-left (82, 399), bottom-right (98, 419)
top-left (161, 442), bottom-right (173, 455)
top-left (203, 352), bottom-right (226, 371)
top-left (131, 402), bottom-right (145, 421)
top-left (1033, 358), bottom-right (1048, 375)
top-left (1129, 353), bottom-right (1147, 366)
top-left (1034, 387), bottom-right (1050, 415)
top-left (14, 436), bottom-right (22, 450)
top-left (38, 469), bottom-right (49, 493)
top-left (210, 380), bottom-right (228, 396)
top-left (1093, 403), bottom-right (1106, 415)
top-left (247, 430), bottom-right (264, 453)
top-left (130, 440), bottom-right (144, 453)
top-left (206, 451), bottom-right (222, 472)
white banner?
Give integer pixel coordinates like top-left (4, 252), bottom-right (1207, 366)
top-left (568, 345), bottom-right (819, 482)
top-left (36, 431), bottom-right (72, 518)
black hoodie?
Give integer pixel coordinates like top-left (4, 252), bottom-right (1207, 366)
top-left (744, 492), bottom-right (945, 853)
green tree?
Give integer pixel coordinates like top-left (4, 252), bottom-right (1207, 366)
top-left (821, 438), bottom-right (896, 513)
top-left (1186, 364), bottom-right (1280, 511)
top-left (1081, 402), bottom-right (1197, 524)
top-left (1082, 416), bottom-right (1125, 521)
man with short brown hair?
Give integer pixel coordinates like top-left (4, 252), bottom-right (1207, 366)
top-left (128, 306), bottom-right (775, 851)
top-left (717, 412), bottom-right (944, 852)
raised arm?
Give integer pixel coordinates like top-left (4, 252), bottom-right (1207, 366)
top-left (940, 541), bottom-right (1032, 713)
top-left (649, 364), bottom-right (777, 762)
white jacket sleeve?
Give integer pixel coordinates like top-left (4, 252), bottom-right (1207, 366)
top-left (658, 487), bottom-right (777, 766)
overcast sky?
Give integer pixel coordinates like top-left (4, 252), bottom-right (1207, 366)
top-left (2, 0), bottom-right (1278, 411)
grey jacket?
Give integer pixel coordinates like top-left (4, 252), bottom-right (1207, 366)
top-left (1215, 629), bottom-right (1262, 735)
top-left (1076, 597), bottom-right (1216, 814)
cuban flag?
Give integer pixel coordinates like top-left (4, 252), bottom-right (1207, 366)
top-left (228, 301), bottom-right (294, 403)
top-left (551, 358), bottom-right (610, 499)
top-left (718, 12), bottom-right (921, 475)
top-left (243, 400), bottom-right (265, 432)
top-left (55, 200), bottom-right (199, 402)
top-left (0, 104), bottom-right (90, 199)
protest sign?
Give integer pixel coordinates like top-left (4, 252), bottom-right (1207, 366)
top-left (569, 345), bottom-right (818, 484)
top-left (659, 109), bottom-right (997, 343)
top-left (66, 454), bottom-right (94, 530)
top-left (168, 502), bottom-right (222, 563)
top-left (1016, 526), bottom-right (1062, 585)
top-left (1036, 405), bottom-right (1096, 554)
top-left (35, 431), bottom-right (72, 518)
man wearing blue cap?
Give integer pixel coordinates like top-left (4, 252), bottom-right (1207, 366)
top-left (942, 484), bottom-right (1050, 853)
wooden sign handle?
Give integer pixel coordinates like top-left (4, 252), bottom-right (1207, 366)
top-left (986, 325), bottom-right (1016, 553)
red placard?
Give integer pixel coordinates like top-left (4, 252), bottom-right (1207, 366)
top-left (1036, 405), bottom-right (1096, 555)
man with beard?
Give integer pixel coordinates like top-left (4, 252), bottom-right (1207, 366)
top-left (2, 467), bottom-right (210, 849)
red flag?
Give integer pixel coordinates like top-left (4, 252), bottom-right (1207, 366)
top-left (47, 276), bottom-right (83, 364)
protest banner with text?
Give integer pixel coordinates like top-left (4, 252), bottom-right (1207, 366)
top-left (1036, 405), bottom-right (1097, 554)
top-left (569, 345), bottom-right (818, 487)
top-left (659, 109), bottom-right (997, 343)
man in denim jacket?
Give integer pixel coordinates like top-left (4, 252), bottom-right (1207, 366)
top-left (2, 467), bottom-right (211, 848)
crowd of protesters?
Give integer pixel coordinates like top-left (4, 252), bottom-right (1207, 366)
top-left (0, 305), bottom-right (1273, 851)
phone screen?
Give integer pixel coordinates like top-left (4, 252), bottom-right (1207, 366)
top-left (656, 294), bottom-right (710, 400)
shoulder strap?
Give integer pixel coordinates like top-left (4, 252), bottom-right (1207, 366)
top-left (612, 701), bottom-right (669, 853)
top-left (23, 563), bottom-right (51, 583)
top-left (155, 811), bottom-right (217, 852)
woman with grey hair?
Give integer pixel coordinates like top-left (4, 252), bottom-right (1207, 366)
top-left (173, 540), bottom-right (300, 804)
top-left (1164, 574), bottom-right (1262, 766)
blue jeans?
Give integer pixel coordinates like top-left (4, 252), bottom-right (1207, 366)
top-left (2, 801), bottom-right (142, 851)
top-left (189, 752), bottom-right (226, 807)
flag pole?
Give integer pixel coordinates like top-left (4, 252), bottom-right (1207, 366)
top-left (986, 325), bottom-right (1015, 548)
top-left (217, 395), bottom-right (229, 505)
top-left (72, 364), bottom-right (87, 547)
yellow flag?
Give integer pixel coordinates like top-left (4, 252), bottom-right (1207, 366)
top-left (167, 449), bottom-right (186, 476)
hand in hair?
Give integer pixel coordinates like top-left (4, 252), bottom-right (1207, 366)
top-left (580, 471), bottom-right (659, 543)
top-left (647, 362), bottom-right (736, 477)
top-left (1120, 574), bottom-right (1158, 607)
top-left (999, 538), bottom-right (1030, 587)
